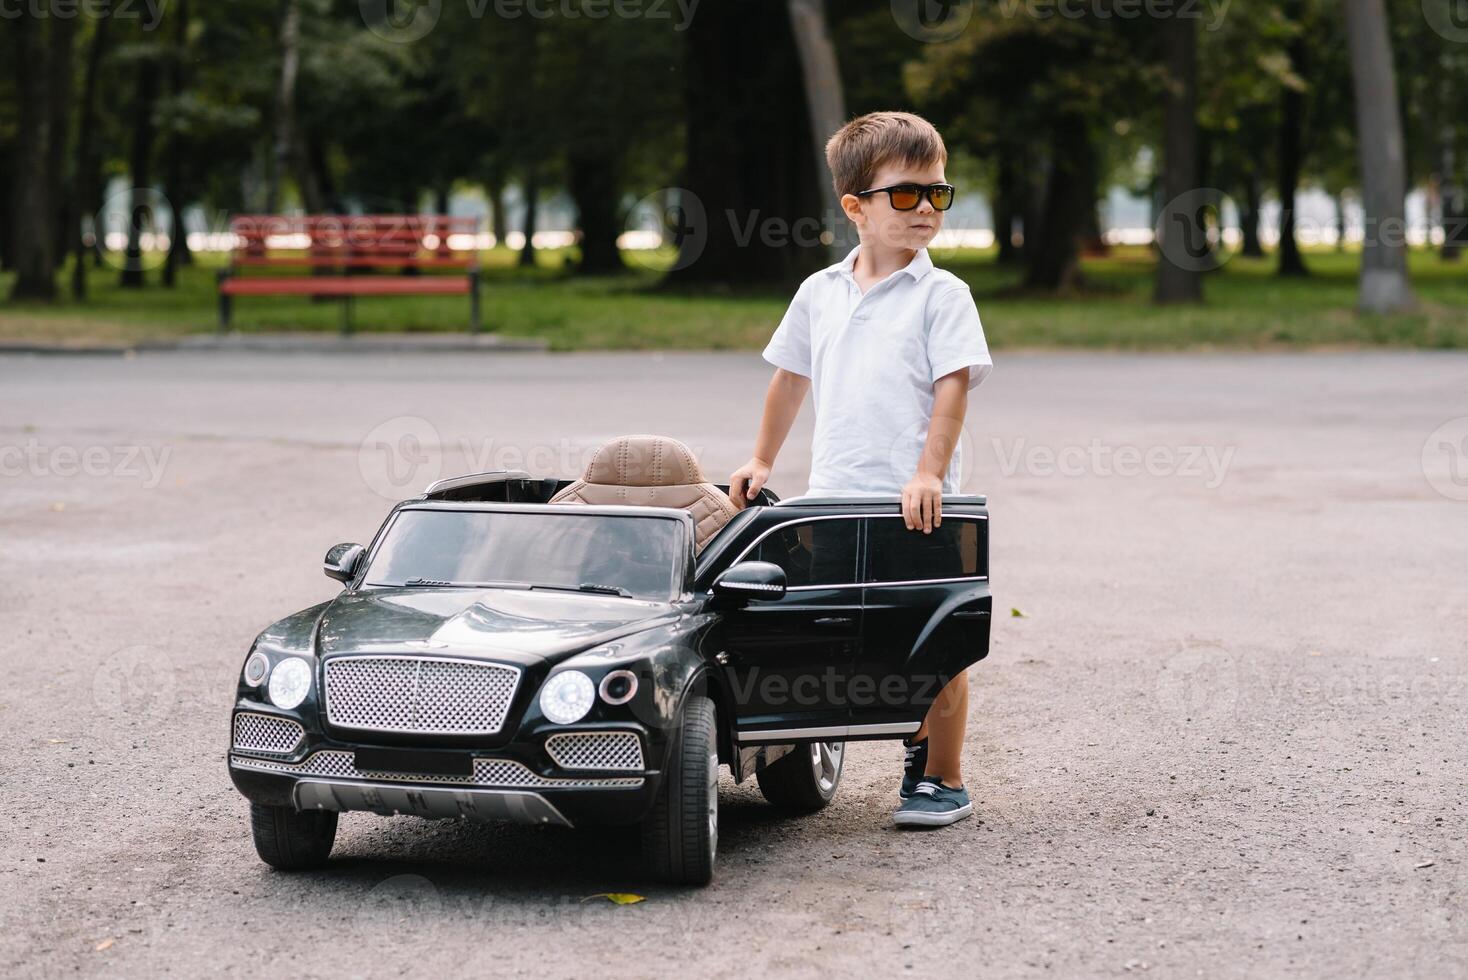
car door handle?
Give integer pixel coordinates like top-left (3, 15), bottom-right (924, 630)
top-left (952, 610), bottom-right (989, 620)
top-left (813, 616), bottom-right (854, 626)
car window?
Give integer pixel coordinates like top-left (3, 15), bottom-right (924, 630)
top-left (363, 510), bottom-right (684, 600)
top-left (864, 517), bottom-right (983, 583)
top-left (747, 519), bottom-right (859, 588)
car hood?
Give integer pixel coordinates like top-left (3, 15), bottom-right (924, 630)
top-left (313, 587), bottom-right (679, 668)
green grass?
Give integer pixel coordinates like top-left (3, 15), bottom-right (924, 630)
top-left (1, 245), bottom-right (1465, 350)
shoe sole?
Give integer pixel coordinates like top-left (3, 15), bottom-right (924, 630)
top-left (892, 802), bottom-right (974, 827)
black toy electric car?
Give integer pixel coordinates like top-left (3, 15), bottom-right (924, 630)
top-left (227, 435), bottom-right (990, 884)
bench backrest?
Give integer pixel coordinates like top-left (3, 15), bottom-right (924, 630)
top-left (228, 215), bottom-right (481, 269)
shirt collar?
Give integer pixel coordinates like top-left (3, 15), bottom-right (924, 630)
top-left (830, 244), bottom-right (934, 283)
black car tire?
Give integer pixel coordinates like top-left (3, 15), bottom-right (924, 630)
top-left (641, 695), bottom-right (718, 886)
top-left (250, 803), bottom-right (338, 870)
top-left (756, 740), bottom-right (845, 812)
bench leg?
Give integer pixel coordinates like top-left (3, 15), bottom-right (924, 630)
top-left (469, 270), bottom-right (482, 334)
top-left (217, 273), bottom-right (232, 333)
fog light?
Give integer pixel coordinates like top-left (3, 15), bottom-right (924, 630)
top-left (598, 670), bottom-right (638, 706)
top-left (243, 652), bottom-right (270, 687)
top-left (268, 658), bottom-right (312, 710)
top-left (540, 670), bottom-right (594, 725)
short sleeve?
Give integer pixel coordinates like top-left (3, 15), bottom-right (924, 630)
top-left (762, 277), bottom-right (813, 377)
top-left (926, 285), bottom-right (992, 390)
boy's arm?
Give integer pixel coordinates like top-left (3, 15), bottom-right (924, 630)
top-left (730, 368), bottom-right (810, 508)
top-left (903, 367), bottom-right (969, 533)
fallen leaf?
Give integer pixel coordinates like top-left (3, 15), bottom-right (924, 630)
top-left (50, 502), bottom-right (66, 512)
top-left (1010, 608), bottom-right (1028, 618)
top-left (1416, 861), bottom-right (1435, 869)
top-left (94, 938), bottom-right (114, 952)
top-left (582, 892), bottom-right (645, 905)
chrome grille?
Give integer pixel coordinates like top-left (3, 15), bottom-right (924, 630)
top-left (323, 656), bottom-right (520, 735)
top-left (229, 751), bottom-right (642, 789)
top-left (232, 712), bottom-right (304, 755)
top-left (545, 732), bottom-right (644, 771)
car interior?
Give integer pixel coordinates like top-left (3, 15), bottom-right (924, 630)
top-left (421, 434), bottom-right (778, 552)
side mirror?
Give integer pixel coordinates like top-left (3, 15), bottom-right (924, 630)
top-left (323, 543), bottom-right (365, 583)
top-left (712, 561), bottom-right (786, 603)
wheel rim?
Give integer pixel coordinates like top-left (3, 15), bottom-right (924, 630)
top-left (706, 747), bottom-right (719, 863)
top-left (809, 740), bottom-right (844, 795)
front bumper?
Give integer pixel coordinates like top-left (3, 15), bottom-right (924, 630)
top-left (228, 724), bottom-right (663, 828)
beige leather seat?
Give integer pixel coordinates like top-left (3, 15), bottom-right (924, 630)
top-left (550, 435), bottom-right (739, 552)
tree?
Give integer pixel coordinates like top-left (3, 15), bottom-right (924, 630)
top-left (667, 0), bottom-right (829, 288)
top-left (1343, 0), bottom-right (1414, 313)
top-left (9, 14), bottom-right (65, 300)
top-left (72, 18), bottom-right (112, 300)
top-left (1155, 13), bottom-right (1202, 304)
top-left (1275, 0), bottom-right (1311, 276)
top-left (788, 0), bottom-right (857, 263)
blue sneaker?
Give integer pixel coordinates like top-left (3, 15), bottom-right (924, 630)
top-left (899, 737), bottom-right (929, 801)
top-left (893, 778), bottom-right (973, 827)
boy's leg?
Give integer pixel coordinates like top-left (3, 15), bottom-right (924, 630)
top-left (913, 671), bottom-right (968, 788)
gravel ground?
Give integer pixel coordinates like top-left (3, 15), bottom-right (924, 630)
top-left (2, 350), bottom-right (1465, 979)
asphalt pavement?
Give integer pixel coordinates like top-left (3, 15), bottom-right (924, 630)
top-left (2, 349), bottom-right (1465, 978)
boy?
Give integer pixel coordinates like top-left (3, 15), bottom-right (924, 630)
top-left (729, 111), bottom-right (992, 827)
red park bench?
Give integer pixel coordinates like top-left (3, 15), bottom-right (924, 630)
top-left (217, 215), bottom-right (482, 334)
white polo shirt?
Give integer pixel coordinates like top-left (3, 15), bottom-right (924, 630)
top-left (762, 245), bottom-right (991, 496)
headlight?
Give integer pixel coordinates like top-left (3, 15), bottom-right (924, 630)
top-left (539, 670), bottom-right (595, 725)
top-left (242, 651), bottom-right (270, 687)
top-left (268, 658), bottom-right (312, 710)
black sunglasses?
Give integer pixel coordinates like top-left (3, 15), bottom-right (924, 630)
top-left (855, 182), bottom-right (956, 211)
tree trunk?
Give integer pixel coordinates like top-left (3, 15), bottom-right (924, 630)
top-left (1023, 116), bottom-right (1089, 292)
top-left (786, 0), bottom-right (856, 262)
top-left (568, 153), bottom-right (625, 276)
top-left (518, 168), bottom-right (539, 268)
top-left (265, 0), bottom-right (300, 214)
top-left (1343, 0), bottom-right (1414, 312)
top-left (9, 15), bottom-right (57, 300)
top-left (120, 55), bottom-right (161, 289)
top-left (487, 168), bottom-right (509, 245)
top-left (1335, 193), bottom-right (1349, 252)
top-left (1078, 130), bottom-right (1108, 256)
top-left (668, 0), bottom-right (828, 288)
top-left (47, 16), bottom-right (76, 275)
top-left (1239, 172), bottom-right (1264, 257)
top-left (164, 0), bottom-right (190, 288)
top-left (1154, 14), bottom-right (1203, 304)
top-left (1276, 1), bottom-right (1309, 277)
top-left (994, 146), bottom-right (1021, 266)
top-left (1442, 137), bottom-right (1463, 261)
top-left (72, 18), bottom-right (110, 299)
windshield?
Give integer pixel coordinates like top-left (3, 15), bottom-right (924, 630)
top-left (362, 509), bottom-right (686, 601)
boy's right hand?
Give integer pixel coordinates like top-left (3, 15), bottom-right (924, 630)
top-left (728, 457), bottom-right (772, 509)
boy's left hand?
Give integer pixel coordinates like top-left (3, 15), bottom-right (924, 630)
top-left (901, 472), bottom-right (944, 533)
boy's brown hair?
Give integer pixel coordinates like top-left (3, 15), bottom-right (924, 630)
top-left (824, 111), bottom-right (948, 199)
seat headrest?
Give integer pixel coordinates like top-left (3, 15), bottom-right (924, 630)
top-left (582, 434), bottom-right (707, 488)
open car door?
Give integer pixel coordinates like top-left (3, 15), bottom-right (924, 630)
top-left (847, 504), bottom-right (991, 736)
